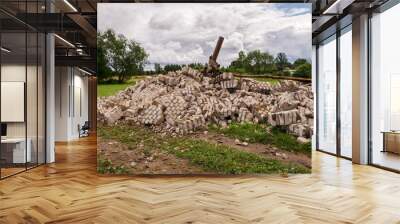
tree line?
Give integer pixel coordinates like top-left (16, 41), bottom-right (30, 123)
top-left (97, 29), bottom-right (311, 83)
top-left (150, 52), bottom-right (311, 78)
top-left (148, 63), bottom-right (204, 75)
top-left (224, 50), bottom-right (311, 78)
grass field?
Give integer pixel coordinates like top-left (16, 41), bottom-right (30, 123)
top-left (98, 76), bottom-right (146, 97)
top-left (252, 77), bottom-right (280, 85)
top-left (234, 76), bottom-right (280, 85)
top-left (209, 122), bottom-right (311, 156)
top-left (98, 83), bottom-right (134, 97)
top-left (164, 137), bottom-right (309, 174)
top-left (98, 124), bottom-right (310, 175)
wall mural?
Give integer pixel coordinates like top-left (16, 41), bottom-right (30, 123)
top-left (96, 3), bottom-right (313, 175)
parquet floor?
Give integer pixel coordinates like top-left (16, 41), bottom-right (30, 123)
top-left (1, 135), bottom-right (400, 223)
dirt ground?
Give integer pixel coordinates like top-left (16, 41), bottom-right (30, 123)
top-left (193, 132), bottom-right (311, 168)
top-left (98, 139), bottom-right (207, 174)
top-left (98, 129), bottom-right (311, 174)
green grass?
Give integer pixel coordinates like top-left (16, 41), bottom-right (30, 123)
top-left (209, 122), bottom-right (311, 156)
top-left (252, 77), bottom-right (280, 85)
top-left (97, 157), bottom-right (130, 174)
top-left (235, 76), bottom-right (280, 85)
top-left (163, 138), bottom-right (309, 174)
top-left (97, 76), bottom-right (146, 97)
top-left (98, 124), bottom-right (163, 157)
top-left (98, 124), bottom-right (310, 174)
top-left (98, 83), bottom-right (134, 97)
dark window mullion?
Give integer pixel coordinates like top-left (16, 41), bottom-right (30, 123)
top-left (316, 44), bottom-right (320, 151)
top-left (336, 28), bottom-right (341, 157)
top-left (367, 11), bottom-right (373, 165)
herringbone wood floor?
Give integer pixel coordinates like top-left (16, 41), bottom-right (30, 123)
top-left (1, 136), bottom-right (400, 224)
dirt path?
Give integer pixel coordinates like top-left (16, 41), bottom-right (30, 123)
top-left (193, 132), bottom-right (311, 168)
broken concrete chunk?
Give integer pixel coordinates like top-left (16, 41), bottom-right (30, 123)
top-left (297, 137), bottom-right (311, 144)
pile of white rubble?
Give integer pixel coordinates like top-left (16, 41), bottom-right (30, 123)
top-left (98, 67), bottom-right (314, 140)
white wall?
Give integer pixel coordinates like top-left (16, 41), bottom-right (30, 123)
top-left (72, 72), bottom-right (89, 138)
top-left (55, 67), bottom-right (89, 141)
top-left (1, 63), bottom-right (46, 164)
top-left (55, 66), bottom-right (70, 141)
top-left (0, 65), bottom-right (40, 138)
top-left (1, 65), bottom-right (26, 142)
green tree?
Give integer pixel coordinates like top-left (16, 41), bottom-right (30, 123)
top-left (275, 52), bottom-right (289, 72)
top-left (97, 32), bottom-right (113, 82)
top-left (292, 58), bottom-right (308, 68)
top-left (188, 63), bottom-right (205, 70)
top-left (99, 29), bottom-right (148, 83)
top-left (228, 51), bottom-right (248, 73)
top-left (246, 50), bottom-right (275, 74)
top-left (154, 63), bottom-right (163, 74)
top-left (228, 50), bottom-right (275, 74)
top-left (293, 62), bottom-right (311, 78)
top-left (163, 64), bottom-right (182, 72)
top-left (229, 51), bottom-right (247, 69)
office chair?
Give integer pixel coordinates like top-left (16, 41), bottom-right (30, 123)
top-left (79, 121), bottom-right (90, 138)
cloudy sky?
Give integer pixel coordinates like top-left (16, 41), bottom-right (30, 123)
top-left (98, 3), bottom-right (311, 70)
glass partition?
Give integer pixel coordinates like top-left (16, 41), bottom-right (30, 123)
top-left (370, 3), bottom-right (400, 171)
top-left (1, 31), bottom-right (28, 177)
top-left (0, 3), bottom-right (46, 179)
top-left (317, 34), bottom-right (337, 154)
top-left (339, 26), bottom-right (352, 158)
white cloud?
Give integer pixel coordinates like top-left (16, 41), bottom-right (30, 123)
top-left (98, 3), bottom-right (311, 67)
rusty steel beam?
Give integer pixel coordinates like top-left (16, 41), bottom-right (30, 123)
top-left (211, 36), bottom-right (224, 61)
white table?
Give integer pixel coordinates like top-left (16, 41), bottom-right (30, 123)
top-left (1, 138), bottom-right (31, 163)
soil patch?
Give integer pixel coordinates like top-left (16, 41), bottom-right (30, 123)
top-left (193, 132), bottom-right (311, 168)
top-left (97, 138), bottom-right (207, 174)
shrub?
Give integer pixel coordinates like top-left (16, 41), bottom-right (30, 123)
top-left (293, 63), bottom-right (311, 78)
